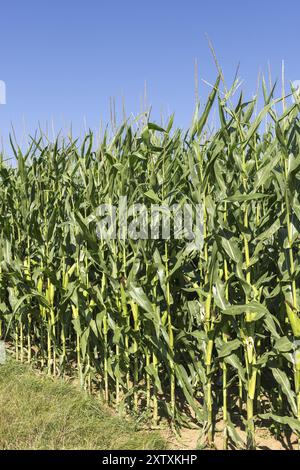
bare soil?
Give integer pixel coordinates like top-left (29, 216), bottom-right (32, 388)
top-left (164, 424), bottom-right (299, 450)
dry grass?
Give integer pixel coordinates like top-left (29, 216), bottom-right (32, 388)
top-left (0, 358), bottom-right (166, 450)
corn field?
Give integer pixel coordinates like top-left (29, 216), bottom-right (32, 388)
top-left (0, 76), bottom-right (300, 450)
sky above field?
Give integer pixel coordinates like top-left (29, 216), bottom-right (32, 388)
top-left (1, 0), bottom-right (300, 154)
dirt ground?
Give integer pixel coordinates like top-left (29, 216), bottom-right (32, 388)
top-left (164, 425), bottom-right (299, 450)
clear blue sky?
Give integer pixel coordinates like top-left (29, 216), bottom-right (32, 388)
top-left (0, 0), bottom-right (300, 149)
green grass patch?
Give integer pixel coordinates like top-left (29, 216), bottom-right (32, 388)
top-left (0, 359), bottom-right (167, 450)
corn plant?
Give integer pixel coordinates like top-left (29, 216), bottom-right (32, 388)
top-left (0, 75), bottom-right (300, 449)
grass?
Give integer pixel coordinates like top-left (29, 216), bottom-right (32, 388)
top-left (0, 358), bottom-right (167, 450)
